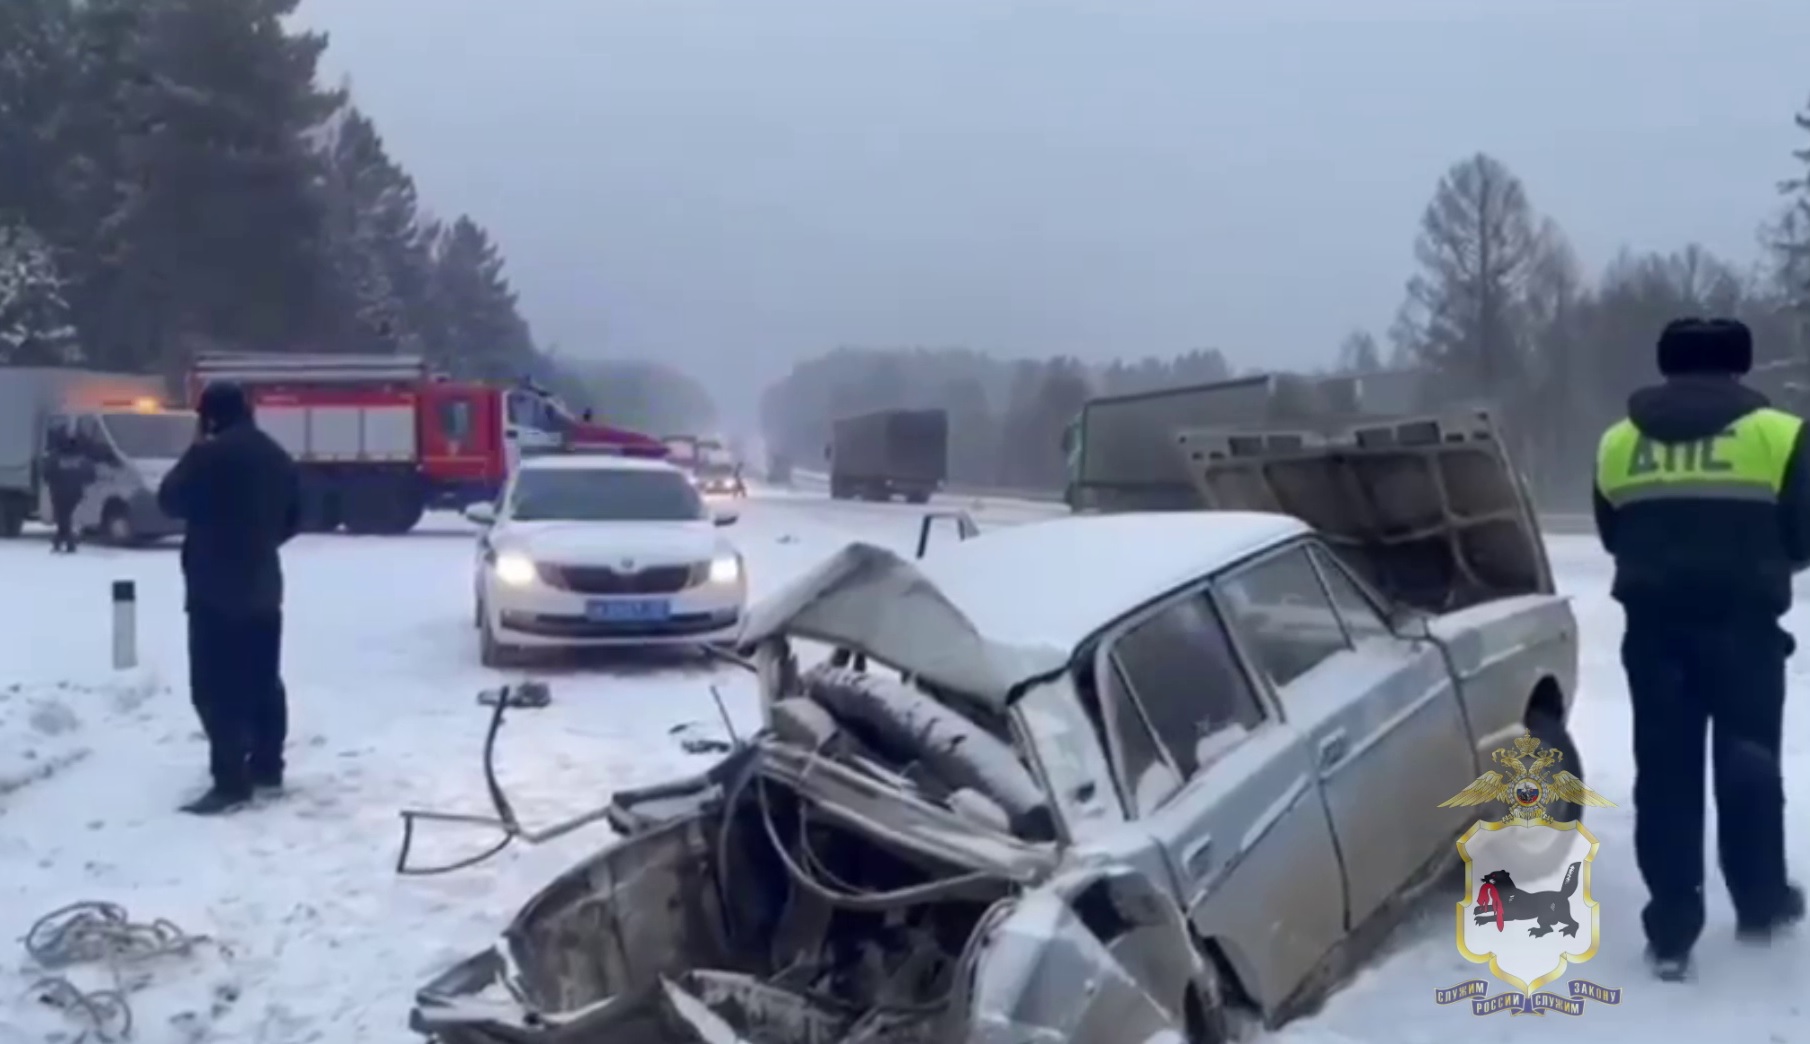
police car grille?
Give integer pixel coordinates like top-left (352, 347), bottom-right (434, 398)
top-left (538, 563), bottom-right (700, 594)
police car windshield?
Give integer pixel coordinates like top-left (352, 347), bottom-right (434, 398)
top-left (509, 467), bottom-right (706, 523)
top-left (100, 412), bottom-right (193, 458)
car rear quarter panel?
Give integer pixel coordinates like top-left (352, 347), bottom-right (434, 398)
top-left (1427, 594), bottom-right (1579, 767)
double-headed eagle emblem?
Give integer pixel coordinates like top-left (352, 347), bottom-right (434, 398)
top-left (1440, 730), bottom-right (1614, 823)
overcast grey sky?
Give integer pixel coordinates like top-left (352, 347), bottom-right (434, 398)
top-left (296, 0), bottom-right (1808, 419)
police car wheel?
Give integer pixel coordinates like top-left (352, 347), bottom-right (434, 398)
top-left (479, 618), bottom-right (521, 668)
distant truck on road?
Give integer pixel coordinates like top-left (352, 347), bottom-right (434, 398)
top-left (0, 367), bottom-right (192, 544)
top-left (1064, 370), bottom-right (1430, 512)
top-left (826, 408), bottom-right (948, 503)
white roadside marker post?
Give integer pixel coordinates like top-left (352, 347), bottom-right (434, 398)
top-left (112, 580), bottom-right (137, 670)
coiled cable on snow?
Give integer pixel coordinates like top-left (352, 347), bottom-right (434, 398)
top-left (21, 901), bottom-right (209, 1042)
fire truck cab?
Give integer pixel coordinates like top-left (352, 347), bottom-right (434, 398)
top-left (189, 353), bottom-right (664, 535)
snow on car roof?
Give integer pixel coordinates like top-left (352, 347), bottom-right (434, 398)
top-left (916, 511), bottom-right (1307, 649)
top-left (518, 453), bottom-right (681, 473)
top-left (740, 511), bottom-right (1306, 705)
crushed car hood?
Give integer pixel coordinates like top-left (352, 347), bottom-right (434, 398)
top-left (737, 542), bottom-right (1069, 708)
top-left (1176, 408), bottom-right (1553, 613)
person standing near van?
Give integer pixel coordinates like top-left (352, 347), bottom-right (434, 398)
top-left (43, 427), bottom-right (95, 553)
top-left (157, 382), bottom-right (302, 815)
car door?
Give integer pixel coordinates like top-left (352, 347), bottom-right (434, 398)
top-left (1095, 586), bottom-right (1347, 1014)
top-left (1215, 541), bottom-right (1475, 929)
top-left (71, 414), bottom-right (121, 530)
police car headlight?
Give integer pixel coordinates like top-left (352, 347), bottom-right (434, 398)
top-left (494, 552), bottom-right (537, 586)
top-left (708, 555), bottom-right (741, 584)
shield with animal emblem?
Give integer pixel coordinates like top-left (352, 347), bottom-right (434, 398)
top-left (1435, 730), bottom-right (1622, 1015)
top-left (1456, 819), bottom-right (1599, 994)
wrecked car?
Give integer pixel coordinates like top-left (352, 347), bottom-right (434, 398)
top-left (410, 409), bottom-right (1581, 1043)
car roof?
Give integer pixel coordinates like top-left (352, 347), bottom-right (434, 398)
top-left (518, 453), bottom-right (680, 474)
top-left (913, 511), bottom-right (1308, 651)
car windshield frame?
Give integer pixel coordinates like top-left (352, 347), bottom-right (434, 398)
top-left (97, 411), bottom-right (195, 458)
top-left (507, 466), bottom-right (708, 523)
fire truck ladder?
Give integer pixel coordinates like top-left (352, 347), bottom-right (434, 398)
top-left (192, 352), bottom-right (436, 385)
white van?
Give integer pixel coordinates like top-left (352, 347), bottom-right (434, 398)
top-left (41, 406), bottom-right (197, 545)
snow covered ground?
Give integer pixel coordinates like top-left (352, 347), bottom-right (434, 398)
top-left (0, 488), bottom-right (1804, 1042)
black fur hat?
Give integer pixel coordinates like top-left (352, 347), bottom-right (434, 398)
top-left (197, 381), bottom-right (252, 432)
top-left (1657, 317), bottom-right (1752, 376)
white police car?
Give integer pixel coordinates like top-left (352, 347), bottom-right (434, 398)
top-left (465, 455), bottom-right (744, 666)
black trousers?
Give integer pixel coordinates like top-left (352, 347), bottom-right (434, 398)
top-left (187, 609), bottom-right (287, 795)
top-left (50, 498), bottom-right (77, 551)
top-left (1623, 611), bottom-right (1792, 957)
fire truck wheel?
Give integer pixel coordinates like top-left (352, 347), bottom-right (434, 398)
top-left (342, 485), bottom-right (425, 535)
top-left (298, 488), bottom-right (340, 532)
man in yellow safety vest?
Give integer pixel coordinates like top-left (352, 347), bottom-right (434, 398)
top-left (1594, 317), bottom-right (1809, 982)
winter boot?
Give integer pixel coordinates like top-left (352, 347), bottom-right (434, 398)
top-left (180, 787), bottom-right (252, 816)
top-left (1737, 883), bottom-right (1806, 943)
top-left (1645, 947), bottom-right (1690, 982)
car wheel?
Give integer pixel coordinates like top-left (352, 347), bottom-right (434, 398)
top-left (1526, 705), bottom-right (1585, 824)
top-left (1184, 959), bottom-right (1236, 1044)
top-left (479, 617), bottom-right (520, 668)
top-left (102, 500), bottom-right (141, 546)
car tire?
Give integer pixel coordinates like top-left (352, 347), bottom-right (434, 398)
top-left (102, 500), bottom-right (137, 546)
top-left (1184, 960), bottom-right (1236, 1044)
top-left (1525, 705), bottom-right (1586, 824)
top-left (479, 617), bottom-right (522, 668)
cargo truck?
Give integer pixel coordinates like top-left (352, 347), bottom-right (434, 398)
top-left (826, 408), bottom-right (948, 503)
top-left (1064, 369), bottom-right (1431, 513)
top-left (0, 368), bottom-right (192, 544)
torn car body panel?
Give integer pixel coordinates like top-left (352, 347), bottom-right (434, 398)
top-left (735, 542), bottom-right (1068, 707)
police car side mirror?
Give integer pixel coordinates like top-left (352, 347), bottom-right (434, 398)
top-left (463, 502), bottom-right (496, 526)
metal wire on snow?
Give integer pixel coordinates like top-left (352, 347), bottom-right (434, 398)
top-left (21, 900), bottom-right (210, 1042)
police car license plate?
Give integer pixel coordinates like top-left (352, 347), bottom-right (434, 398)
top-left (586, 599), bottom-right (670, 622)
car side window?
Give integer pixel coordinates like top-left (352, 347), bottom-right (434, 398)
top-left (1218, 545), bottom-right (1351, 691)
top-left (1110, 591), bottom-right (1265, 782)
top-left (1096, 657), bottom-right (1180, 817)
top-left (1311, 547), bottom-right (1392, 641)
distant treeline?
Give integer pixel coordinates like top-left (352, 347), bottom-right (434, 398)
top-left (763, 104), bottom-right (1810, 507)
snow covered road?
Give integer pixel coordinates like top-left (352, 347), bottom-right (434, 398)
top-left (0, 489), bottom-right (1805, 1042)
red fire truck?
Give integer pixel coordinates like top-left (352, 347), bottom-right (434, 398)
top-left (188, 352), bottom-right (666, 534)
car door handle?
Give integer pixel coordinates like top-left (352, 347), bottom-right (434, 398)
top-left (1183, 836), bottom-right (1214, 878)
top-left (1318, 729), bottom-right (1349, 769)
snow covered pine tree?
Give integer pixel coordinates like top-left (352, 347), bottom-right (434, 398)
top-left (0, 223), bottom-right (81, 365)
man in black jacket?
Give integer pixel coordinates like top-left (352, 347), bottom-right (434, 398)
top-left (158, 382), bottom-right (301, 815)
top-left (42, 427), bottom-right (95, 553)
top-left (1593, 318), bottom-right (1809, 981)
